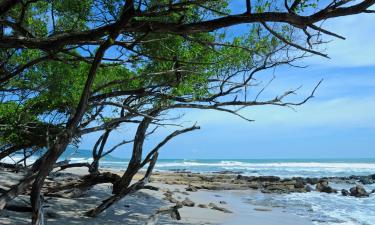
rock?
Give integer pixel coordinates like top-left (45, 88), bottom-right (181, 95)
top-left (305, 184), bottom-right (314, 192)
top-left (359, 177), bottom-right (374, 185)
top-left (198, 204), bottom-right (208, 208)
top-left (248, 181), bottom-right (259, 189)
top-left (258, 176), bottom-right (280, 182)
top-left (350, 185), bottom-right (369, 197)
top-left (254, 208), bottom-right (272, 212)
top-left (236, 174), bottom-right (243, 180)
top-left (341, 189), bottom-right (350, 196)
top-left (316, 180), bottom-right (336, 193)
top-left (182, 198), bottom-right (195, 207)
top-left (181, 191), bottom-right (190, 195)
top-left (294, 179), bottom-right (305, 189)
top-left (185, 184), bottom-right (198, 192)
top-left (263, 182), bottom-right (295, 193)
top-left (372, 189), bottom-right (375, 194)
top-left (213, 170), bottom-right (243, 175)
top-left (306, 178), bottom-right (319, 185)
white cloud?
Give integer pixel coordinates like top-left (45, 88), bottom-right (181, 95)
top-left (184, 95), bottom-right (375, 129)
top-left (306, 12), bottom-right (375, 68)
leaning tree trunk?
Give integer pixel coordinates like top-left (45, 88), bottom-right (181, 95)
top-left (86, 152), bottom-right (159, 217)
top-left (112, 113), bottom-right (155, 194)
top-left (29, 5), bottom-right (136, 224)
top-left (30, 132), bottom-right (72, 225)
top-left (89, 130), bottom-right (111, 175)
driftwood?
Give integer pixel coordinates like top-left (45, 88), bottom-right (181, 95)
top-left (144, 203), bottom-right (183, 225)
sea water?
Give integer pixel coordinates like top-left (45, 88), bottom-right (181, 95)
top-left (2, 151), bottom-right (375, 225)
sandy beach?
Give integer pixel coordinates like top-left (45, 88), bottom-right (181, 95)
top-left (0, 167), bottom-right (315, 225)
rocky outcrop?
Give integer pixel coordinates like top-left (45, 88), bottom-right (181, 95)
top-left (151, 171), bottom-right (374, 196)
top-left (316, 180), bottom-right (337, 193)
top-left (349, 185), bottom-right (369, 197)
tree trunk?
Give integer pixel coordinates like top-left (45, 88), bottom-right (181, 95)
top-left (30, 134), bottom-right (71, 225)
top-left (86, 153), bottom-right (158, 217)
top-left (89, 130), bottom-right (110, 175)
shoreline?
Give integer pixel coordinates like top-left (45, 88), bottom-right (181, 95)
top-left (1, 166), bottom-right (374, 224)
top-left (0, 167), bottom-right (317, 225)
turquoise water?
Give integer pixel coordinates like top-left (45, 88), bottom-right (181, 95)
top-left (96, 158), bottom-right (375, 178)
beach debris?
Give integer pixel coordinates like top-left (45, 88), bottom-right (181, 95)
top-left (185, 184), bottom-right (198, 192)
top-left (208, 203), bottom-right (233, 213)
top-left (349, 185), bottom-right (369, 197)
top-left (145, 203), bottom-right (182, 225)
top-left (181, 198), bottom-right (195, 207)
top-left (163, 190), bottom-right (178, 203)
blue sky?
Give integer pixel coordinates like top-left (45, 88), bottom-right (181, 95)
top-left (80, 7), bottom-right (375, 159)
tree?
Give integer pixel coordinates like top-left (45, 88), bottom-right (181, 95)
top-left (0, 1), bottom-right (374, 224)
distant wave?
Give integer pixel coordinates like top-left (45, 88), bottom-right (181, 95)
top-left (155, 160), bottom-right (375, 169)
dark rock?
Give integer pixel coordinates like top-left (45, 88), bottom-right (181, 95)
top-left (350, 185), bottom-right (369, 197)
top-left (239, 175), bottom-right (280, 182)
top-left (306, 178), bottom-right (319, 185)
top-left (213, 170), bottom-right (243, 175)
top-left (182, 198), bottom-right (195, 207)
top-left (372, 189), bottom-right (375, 194)
top-left (359, 177), bottom-right (374, 185)
top-left (258, 176), bottom-right (281, 182)
top-left (294, 179), bottom-right (305, 189)
top-left (341, 189), bottom-right (350, 196)
top-left (316, 180), bottom-right (335, 193)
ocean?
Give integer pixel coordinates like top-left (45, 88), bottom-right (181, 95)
top-left (2, 150), bottom-right (375, 225)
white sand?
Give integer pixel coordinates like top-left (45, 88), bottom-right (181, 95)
top-left (0, 168), bottom-right (314, 225)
